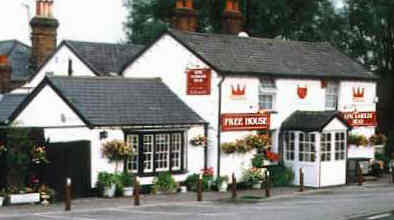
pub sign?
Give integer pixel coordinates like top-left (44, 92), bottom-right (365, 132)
top-left (186, 68), bottom-right (211, 95)
top-left (341, 112), bottom-right (377, 127)
top-left (221, 113), bottom-right (271, 132)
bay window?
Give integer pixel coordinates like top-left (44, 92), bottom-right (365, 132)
top-left (126, 131), bottom-right (185, 175)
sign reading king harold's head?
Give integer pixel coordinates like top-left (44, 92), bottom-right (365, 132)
top-left (186, 68), bottom-right (211, 95)
top-left (221, 113), bottom-right (271, 132)
top-left (340, 111), bottom-right (377, 127)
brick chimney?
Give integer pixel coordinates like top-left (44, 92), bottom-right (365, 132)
top-left (0, 55), bottom-right (11, 94)
top-left (222, 0), bottom-right (243, 34)
top-left (173, 0), bottom-right (198, 32)
top-left (30, 0), bottom-right (59, 70)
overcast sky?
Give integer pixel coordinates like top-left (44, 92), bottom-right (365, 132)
top-left (0, 0), bottom-right (128, 45)
top-left (1, 0), bottom-right (344, 46)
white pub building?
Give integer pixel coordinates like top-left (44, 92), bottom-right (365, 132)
top-left (121, 0), bottom-right (378, 187)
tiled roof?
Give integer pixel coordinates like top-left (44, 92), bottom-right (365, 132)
top-left (168, 29), bottom-right (376, 80)
top-left (281, 111), bottom-right (349, 132)
top-left (0, 94), bottom-right (27, 123)
top-left (47, 76), bottom-right (206, 126)
top-left (64, 40), bottom-right (144, 76)
top-left (0, 40), bottom-right (32, 81)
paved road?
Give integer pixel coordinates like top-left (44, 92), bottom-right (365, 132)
top-left (1, 185), bottom-right (394, 220)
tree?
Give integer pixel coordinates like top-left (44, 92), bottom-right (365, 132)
top-left (338, 0), bottom-right (394, 134)
top-left (124, 0), bottom-right (341, 45)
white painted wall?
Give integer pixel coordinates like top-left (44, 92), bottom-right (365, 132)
top-left (14, 85), bottom-right (85, 127)
top-left (12, 45), bottom-right (96, 93)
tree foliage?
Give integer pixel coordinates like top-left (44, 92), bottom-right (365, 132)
top-left (124, 0), bottom-right (341, 44)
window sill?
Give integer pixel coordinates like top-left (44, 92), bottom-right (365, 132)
top-left (137, 170), bottom-right (188, 177)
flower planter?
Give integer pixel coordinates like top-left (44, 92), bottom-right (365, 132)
top-left (103, 184), bottom-right (116, 198)
top-left (122, 187), bottom-right (134, 197)
top-left (9, 193), bottom-right (40, 205)
top-left (218, 182), bottom-right (228, 192)
top-left (252, 181), bottom-right (262, 190)
top-left (0, 197), bottom-right (4, 207)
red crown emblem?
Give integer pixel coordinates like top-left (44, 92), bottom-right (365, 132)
top-left (231, 84), bottom-right (246, 96)
top-left (353, 87), bottom-right (365, 99)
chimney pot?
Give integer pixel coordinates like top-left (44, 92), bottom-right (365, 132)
top-left (185, 0), bottom-right (193, 9)
top-left (173, 0), bottom-right (197, 32)
top-left (225, 0), bottom-right (233, 11)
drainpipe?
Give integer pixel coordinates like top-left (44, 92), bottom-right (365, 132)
top-left (204, 123), bottom-right (209, 170)
top-left (217, 75), bottom-right (226, 177)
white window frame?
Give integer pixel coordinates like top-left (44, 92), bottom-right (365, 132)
top-left (284, 132), bottom-right (295, 161)
top-left (259, 78), bottom-right (277, 111)
top-left (298, 133), bottom-right (316, 162)
top-left (335, 132), bottom-right (346, 160)
top-left (320, 133), bottom-right (332, 162)
top-left (325, 82), bottom-right (339, 110)
top-left (126, 134), bottom-right (139, 173)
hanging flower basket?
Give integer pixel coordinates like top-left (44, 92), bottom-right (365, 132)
top-left (190, 135), bottom-right (207, 146)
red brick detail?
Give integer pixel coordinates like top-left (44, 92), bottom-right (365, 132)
top-left (0, 56), bottom-right (11, 93)
top-left (173, 0), bottom-right (198, 32)
top-left (223, 0), bottom-right (243, 34)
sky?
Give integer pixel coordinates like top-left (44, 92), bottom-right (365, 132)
top-left (0, 0), bottom-right (128, 45)
top-left (0, 0), bottom-right (344, 46)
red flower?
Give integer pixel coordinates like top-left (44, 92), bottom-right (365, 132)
top-left (201, 167), bottom-right (214, 177)
top-left (265, 151), bottom-right (280, 161)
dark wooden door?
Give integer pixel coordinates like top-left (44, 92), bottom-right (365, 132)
top-left (44, 141), bottom-right (91, 200)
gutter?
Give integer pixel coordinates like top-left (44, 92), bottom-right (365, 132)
top-left (217, 75), bottom-right (226, 177)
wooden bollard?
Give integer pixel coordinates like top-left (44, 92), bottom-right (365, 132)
top-left (231, 173), bottom-right (237, 199)
top-left (357, 163), bottom-right (363, 186)
top-left (65, 178), bottom-right (71, 211)
top-left (265, 171), bottom-right (271, 197)
top-left (299, 168), bottom-right (304, 192)
top-left (134, 177), bottom-right (140, 206)
top-left (391, 167), bottom-right (394, 184)
top-left (197, 175), bottom-right (202, 202)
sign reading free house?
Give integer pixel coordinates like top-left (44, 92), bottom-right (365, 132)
top-left (341, 112), bottom-right (377, 127)
top-left (221, 113), bottom-right (271, 132)
top-left (186, 68), bottom-right (211, 95)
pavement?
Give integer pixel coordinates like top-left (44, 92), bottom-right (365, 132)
top-left (1, 176), bottom-right (394, 220)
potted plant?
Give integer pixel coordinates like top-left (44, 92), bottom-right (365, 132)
top-left (242, 167), bottom-right (265, 189)
top-left (97, 172), bottom-right (116, 198)
top-left (120, 172), bottom-right (134, 197)
top-left (0, 189), bottom-right (7, 207)
top-left (216, 176), bottom-right (229, 192)
top-left (201, 167), bottom-right (214, 191)
top-left (152, 172), bottom-right (177, 194)
top-left (38, 184), bottom-right (56, 206)
top-left (252, 154), bottom-right (266, 168)
top-left (184, 174), bottom-right (199, 191)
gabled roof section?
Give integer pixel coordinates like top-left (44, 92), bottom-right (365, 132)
top-left (63, 40), bottom-right (144, 76)
top-left (151, 29), bottom-right (376, 80)
top-left (0, 94), bottom-right (28, 124)
top-left (281, 111), bottom-right (350, 132)
top-left (0, 40), bottom-right (32, 81)
top-left (41, 76), bottom-right (206, 127)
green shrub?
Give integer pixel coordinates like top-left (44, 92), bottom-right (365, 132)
top-left (153, 172), bottom-right (177, 193)
top-left (251, 154), bottom-right (265, 168)
top-left (119, 172), bottom-right (134, 187)
top-left (185, 173), bottom-right (213, 191)
top-left (267, 165), bottom-right (294, 187)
